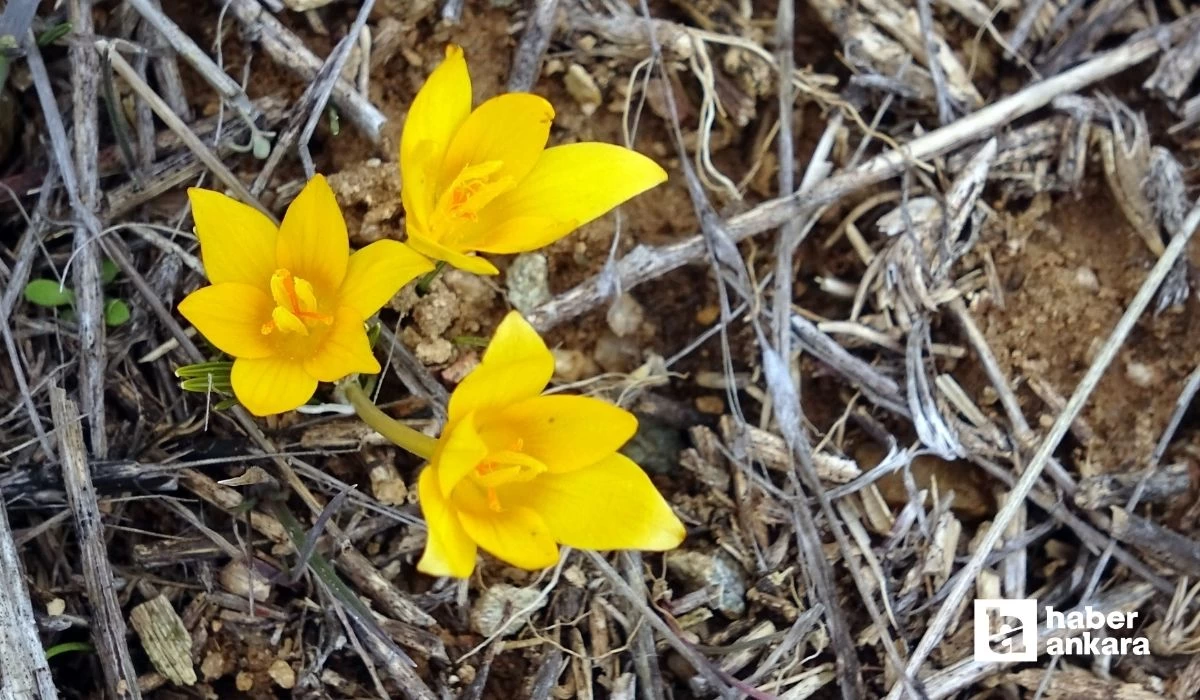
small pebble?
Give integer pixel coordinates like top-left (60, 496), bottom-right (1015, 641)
top-left (1125, 360), bottom-right (1157, 388)
top-left (200, 650), bottom-right (225, 681)
top-left (506, 253), bottom-right (551, 314)
top-left (218, 560), bottom-right (272, 602)
top-left (593, 332), bottom-right (641, 373)
top-left (564, 63), bottom-right (602, 116)
top-left (1074, 266), bottom-right (1100, 292)
top-left (695, 305), bottom-right (720, 325)
top-left (268, 659), bottom-right (295, 689)
top-left (606, 293), bottom-right (644, 337)
top-left (46, 598), bottom-right (65, 616)
top-left (694, 395), bottom-right (725, 415)
top-left (236, 672), bottom-right (254, 692)
top-left (553, 348), bottom-right (598, 382)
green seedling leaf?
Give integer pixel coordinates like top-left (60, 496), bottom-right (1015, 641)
top-left (45, 641), bottom-right (92, 661)
top-left (175, 361), bottom-right (234, 379)
top-left (453, 335), bottom-right (489, 348)
top-left (367, 321), bottom-right (382, 349)
top-left (37, 23), bottom-right (73, 47)
top-left (175, 361), bottom-right (234, 396)
top-left (104, 299), bottom-right (130, 327)
top-left (252, 133), bottom-right (271, 160)
top-left (24, 279), bottom-right (74, 307)
top-left (179, 377), bottom-right (233, 393)
top-left (100, 259), bottom-right (119, 284)
top-left (327, 106), bottom-right (340, 136)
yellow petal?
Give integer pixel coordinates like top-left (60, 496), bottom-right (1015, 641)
top-left (276, 175), bottom-right (349, 295)
top-left (416, 466), bottom-right (478, 578)
top-left (455, 484), bottom-right (559, 570)
top-left (339, 240), bottom-right (435, 319)
top-left (438, 93), bottom-right (554, 195)
top-left (433, 411), bottom-right (490, 500)
top-left (405, 232), bottom-right (499, 276)
top-left (188, 188), bottom-right (277, 288)
top-left (478, 395), bottom-right (637, 472)
top-left (230, 356), bottom-right (318, 416)
top-left (448, 311), bottom-right (553, 423)
top-left (178, 283), bottom-right (274, 359)
top-left (468, 143), bottom-right (668, 253)
top-left (401, 45), bottom-right (472, 229)
top-left (504, 453), bottom-right (685, 551)
top-left (302, 307), bottom-right (380, 382)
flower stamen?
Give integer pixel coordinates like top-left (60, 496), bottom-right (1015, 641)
top-left (434, 161), bottom-right (514, 232)
top-left (262, 269), bottom-right (333, 336)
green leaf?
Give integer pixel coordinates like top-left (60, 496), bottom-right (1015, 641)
top-left (251, 133), bottom-right (271, 160)
top-left (327, 106), bottom-right (340, 136)
top-left (24, 279), bottom-right (74, 307)
top-left (176, 361), bottom-right (234, 396)
top-left (104, 299), bottom-right (130, 327)
top-left (453, 335), bottom-right (489, 348)
top-left (45, 641), bottom-right (92, 661)
top-left (175, 361), bottom-right (234, 379)
top-left (37, 23), bottom-right (73, 47)
top-left (100, 259), bottom-right (119, 284)
top-left (179, 377), bottom-right (232, 393)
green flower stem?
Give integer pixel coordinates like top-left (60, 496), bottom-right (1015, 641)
top-left (343, 381), bottom-right (437, 460)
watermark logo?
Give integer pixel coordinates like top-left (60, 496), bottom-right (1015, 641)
top-left (974, 599), bottom-right (1036, 662)
top-left (974, 599), bottom-right (1150, 662)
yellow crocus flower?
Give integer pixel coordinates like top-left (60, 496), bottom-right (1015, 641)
top-left (399, 45), bottom-right (669, 275)
top-left (416, 311), bottom-right (685, 577)
top-left (178, 175), bottom-right (434, 416)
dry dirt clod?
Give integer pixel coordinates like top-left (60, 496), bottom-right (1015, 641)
top-left (369, 461), bottom-right (408, 505)
top-left (415, 337), bottom-right (454, 364)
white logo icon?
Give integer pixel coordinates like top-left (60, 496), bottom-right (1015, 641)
top-left (974, 599), bottom-right (1037, 662)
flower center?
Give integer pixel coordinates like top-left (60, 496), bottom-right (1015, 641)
top-left (469, 439), bottom-right (543, 512)
top-left (432, 160), bottom-right (515, 239)
top-left (261, 269), bottom-right (333, 337)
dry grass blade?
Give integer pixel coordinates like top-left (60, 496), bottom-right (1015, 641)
top-left (49, 387), bottom-right (141, 698)
top-left (0, 494), bottom-right (57, 699)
